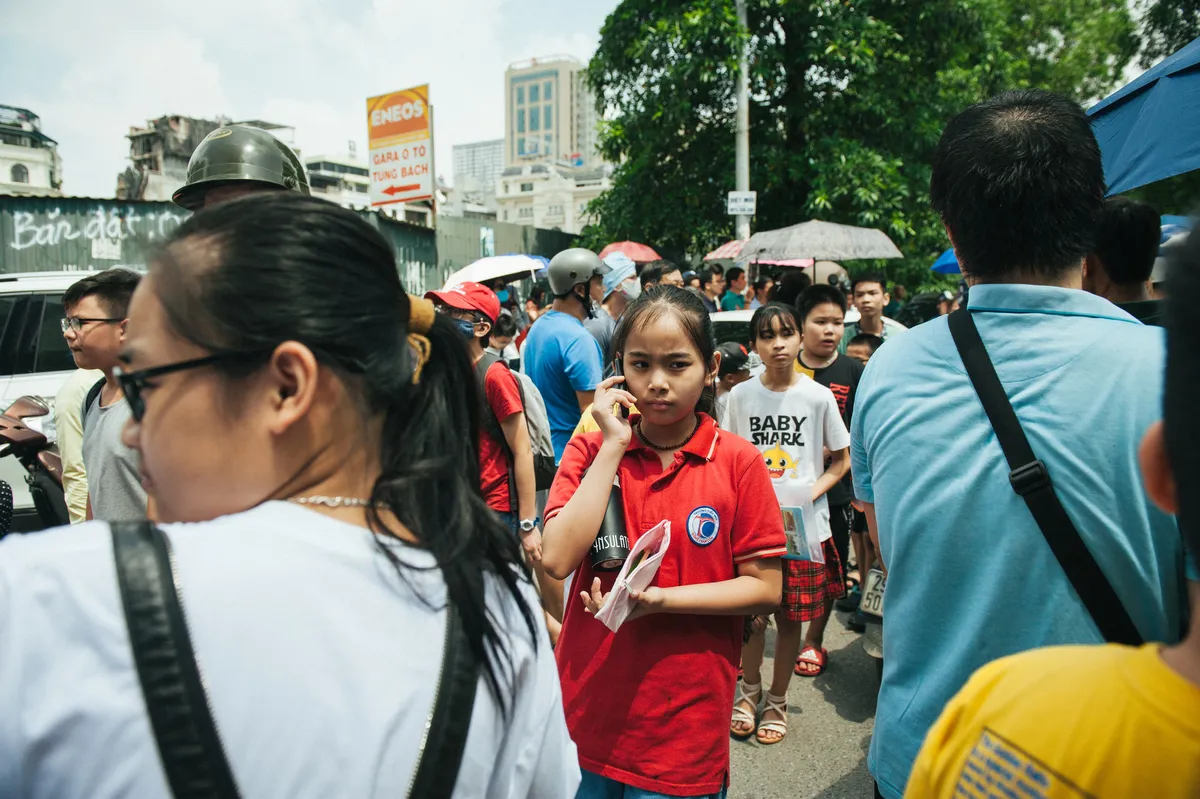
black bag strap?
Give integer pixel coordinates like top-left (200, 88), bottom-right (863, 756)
top-left (113, 521), bottom-right (480, 798)
top-left (408, 586), bottom-right (480, 797)
top-left (82, 377), bottom-right (106, 430)
top-left (112, 521), bottom-right (241, 798)
top-left (948, 309), bottom-right (1144, 646)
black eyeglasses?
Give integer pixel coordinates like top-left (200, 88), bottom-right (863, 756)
top-left (115, 351), bottom-right (269, 422)
top-left (61, 316), bottom-right (122, 333)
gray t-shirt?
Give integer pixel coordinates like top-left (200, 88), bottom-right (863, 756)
top-left (81, 394), bottom-right (147, 520)
top-left (583, 309), bottom-right (618, 377)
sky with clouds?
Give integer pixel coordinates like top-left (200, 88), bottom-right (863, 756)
top-left (1, 0), bottom-right (620, 197)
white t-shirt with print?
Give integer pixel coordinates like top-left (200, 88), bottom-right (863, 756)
top-left (0, 502), bottom-right (579, 799)
top-left (721, 375), bottom-right (851, 541)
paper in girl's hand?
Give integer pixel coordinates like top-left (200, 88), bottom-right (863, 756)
top-left (594, 520), bottom-right (671, 632)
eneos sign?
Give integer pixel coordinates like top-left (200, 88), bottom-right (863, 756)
top-left (366, 84), bottom-right (433, 207)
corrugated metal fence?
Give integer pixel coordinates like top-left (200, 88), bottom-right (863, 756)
top-left (0, 196), bottom-right (575, 294)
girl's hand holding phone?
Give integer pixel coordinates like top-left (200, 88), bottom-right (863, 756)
top-left (591, 375), bottom-right (636, 449)
top-left (581, 576), bottom-right (666, 622)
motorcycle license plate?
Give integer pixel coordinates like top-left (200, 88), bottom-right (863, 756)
top-left (860, 567), bottom-right (886, 619)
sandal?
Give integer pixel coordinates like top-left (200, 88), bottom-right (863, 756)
top-left (755, 689), bottom-right (788, 745)
top-left (795, 645), bottom-right (829, 677)
top-left (730, 680), bottom-right (761, 740)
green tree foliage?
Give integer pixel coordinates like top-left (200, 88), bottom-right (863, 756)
top-left (1138, 0), bottom-right (1200, 67)
top-left (584, 0), bottom-right (1136, 289)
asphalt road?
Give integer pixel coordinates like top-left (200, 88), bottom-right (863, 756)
top-left (728, 608), bottom-right (879, 799)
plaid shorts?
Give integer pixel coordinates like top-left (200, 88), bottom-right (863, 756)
top-left (781, 538), bottom-right (846, 622)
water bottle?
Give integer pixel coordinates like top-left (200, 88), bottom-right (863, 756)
top-left (589, 484), bottom-right (630, 571)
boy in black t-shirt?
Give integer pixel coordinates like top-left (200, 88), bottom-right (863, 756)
top-left (795, 286), bottom-right (869, 627)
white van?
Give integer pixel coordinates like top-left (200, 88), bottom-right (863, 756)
top-left (0, 272), bottom-right (98, 529)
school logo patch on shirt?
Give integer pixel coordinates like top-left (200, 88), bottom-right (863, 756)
top-left (687, 506), bottom-right (720, 546)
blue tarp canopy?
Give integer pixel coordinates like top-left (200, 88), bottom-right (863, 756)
top-left (1088, 37), bottom-right (1200, 195)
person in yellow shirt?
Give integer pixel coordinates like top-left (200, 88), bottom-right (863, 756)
top-left (53, 368), bottom-right (103, 524)
top-left (905, 233), bottom-right (1200, 798)
top-left (572, 400), bottom-right (639, 438)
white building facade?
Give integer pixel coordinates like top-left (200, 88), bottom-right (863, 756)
top-left (452, 139), bottom-right (504, 210)
top-left (495, 163), bottom-right (610, 234)
top-left (0, 106), bottom-right (62, 197)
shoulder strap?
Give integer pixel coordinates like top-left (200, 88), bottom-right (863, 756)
top-left (111, 521), bottom-right (241, 798)
top-left (948, 310), bottom-right (1143, 646)
top-left (83, 377), bottom-right (105, 426)
top-left (113, 521), bottom-right (479, 799)
top-left (407, 596), bottom-right (480, 797)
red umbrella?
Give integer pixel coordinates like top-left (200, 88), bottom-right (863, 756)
top-left (599, 241), bottom-right (661, 264)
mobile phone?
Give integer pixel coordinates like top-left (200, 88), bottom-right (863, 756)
top-left (611, 357), bottom-right (629, 418)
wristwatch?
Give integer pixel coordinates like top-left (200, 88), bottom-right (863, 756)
top-left (518, 519), bottom-right (537, 534)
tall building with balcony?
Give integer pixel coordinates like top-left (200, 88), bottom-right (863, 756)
top-left (504, 55), bottom-right (601, 168)
top-left (0, 106), bottom-right (63, 197)
top-left (115, 115), bottom-right (226, 201)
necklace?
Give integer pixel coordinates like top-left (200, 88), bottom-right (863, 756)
top-left (800, 349), bottom-right (837, 370)
top-left (636, 414), bottom-right (701, 451)
top-left (289, 496), bottom-right (378, 509)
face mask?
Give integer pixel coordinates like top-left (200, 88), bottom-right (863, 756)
top-left (622, 278), bottom-right (642, 301)
top-left (495, 289), bottom-right (510, 303)
top-left (451, 318), bottom-right (476, 339)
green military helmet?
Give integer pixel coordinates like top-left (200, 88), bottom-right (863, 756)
top-left (173, 124), bottom-right (310, 211)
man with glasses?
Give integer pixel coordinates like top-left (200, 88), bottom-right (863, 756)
top-left (61, 268), bottom-right (148, 521)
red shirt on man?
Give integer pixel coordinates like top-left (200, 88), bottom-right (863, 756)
top-left (545, 414), bottom-right (786, 795)
top-left (478, 361), bottom-right (524, 513)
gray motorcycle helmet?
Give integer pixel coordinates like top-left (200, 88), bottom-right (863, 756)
top-left (547, 248), bottom-right (610, 297)
top-left (173, 125), bottom-right (310, 211)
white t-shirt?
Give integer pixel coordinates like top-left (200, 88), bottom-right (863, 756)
top-left (721, 375), bottom-right (850, 541)
top-left (0, 502), bottom-right (579, 799)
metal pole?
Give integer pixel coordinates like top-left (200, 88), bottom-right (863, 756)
top-left (734, 0), bottom-right (751, 246)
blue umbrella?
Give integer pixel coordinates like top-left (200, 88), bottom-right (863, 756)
top-left (930, 248), bottom-right (959, 274)
top-left (1088, 36), bottom-right (1200, 195)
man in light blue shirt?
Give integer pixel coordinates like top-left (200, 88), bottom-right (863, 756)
top-left (852, 90), bottom-right (1193, 799)
top-left (524, 248), bottom-right (608, 461)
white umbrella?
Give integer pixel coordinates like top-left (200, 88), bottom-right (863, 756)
top-left (443, 255), bottom-right (544, 289)
top-left (743, 220), bottom-right (903, 262)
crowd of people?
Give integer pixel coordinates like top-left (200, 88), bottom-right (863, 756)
top-left (0, 88), bottom-right (1195, 799)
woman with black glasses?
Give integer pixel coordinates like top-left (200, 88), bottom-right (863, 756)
top-left (0, 193), bottom-right (579, 798)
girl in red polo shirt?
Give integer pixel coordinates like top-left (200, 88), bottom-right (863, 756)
top-left (542, 286), bottom-right (787, 799)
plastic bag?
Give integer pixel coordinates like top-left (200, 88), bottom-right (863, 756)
top-left (594, 520), bottom-right (671, 632)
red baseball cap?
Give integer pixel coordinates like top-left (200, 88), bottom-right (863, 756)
top-left (424, 281), bottom-right (501, 324)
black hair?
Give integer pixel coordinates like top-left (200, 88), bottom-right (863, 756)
top-left (1165, 231), bottom-right (1200, 570)
top-left (639, 263), bottom-right (666, 288)
top-left (491, 311), bottom-right (518, 341)
top-left (62, 267), bottom-right (141, 318)
top-left (797, 285), bottom-right (848, 322)
top-left (931, 89), bottom-right (1105, 281)
top-left (152, 193), bottom-right (534, 713)
top-left (753, 276), bottom-right (773, 292)
top-left (611, 285), bottom-right (716, 415)
top-left (751, 301), bottom-right (800, 341)
top-left (848, 333), bottom-right (884, 354)
top-left (727, 267), bottom-right (746, 284)
top-left (700, 268), bottom-right (721, 290)
top-left (769, 271), bottom-right (812, 307)
top-left (851, 273), bottom-right (887, 295)
top-left (1092, 196), bottom-right (1162, 285)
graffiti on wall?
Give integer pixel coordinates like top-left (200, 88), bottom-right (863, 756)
top-left (9, 206), bottom-right (187, 264)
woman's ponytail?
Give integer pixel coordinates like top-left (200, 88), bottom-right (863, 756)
top-left (369, 305), bottom-right (535, 715)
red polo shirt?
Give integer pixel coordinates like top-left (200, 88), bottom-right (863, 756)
top-left (545, 413), bottom-right (786, 795)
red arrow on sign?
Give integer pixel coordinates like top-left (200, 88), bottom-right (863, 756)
top-left (382, 184), bottom-right (421, 196)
